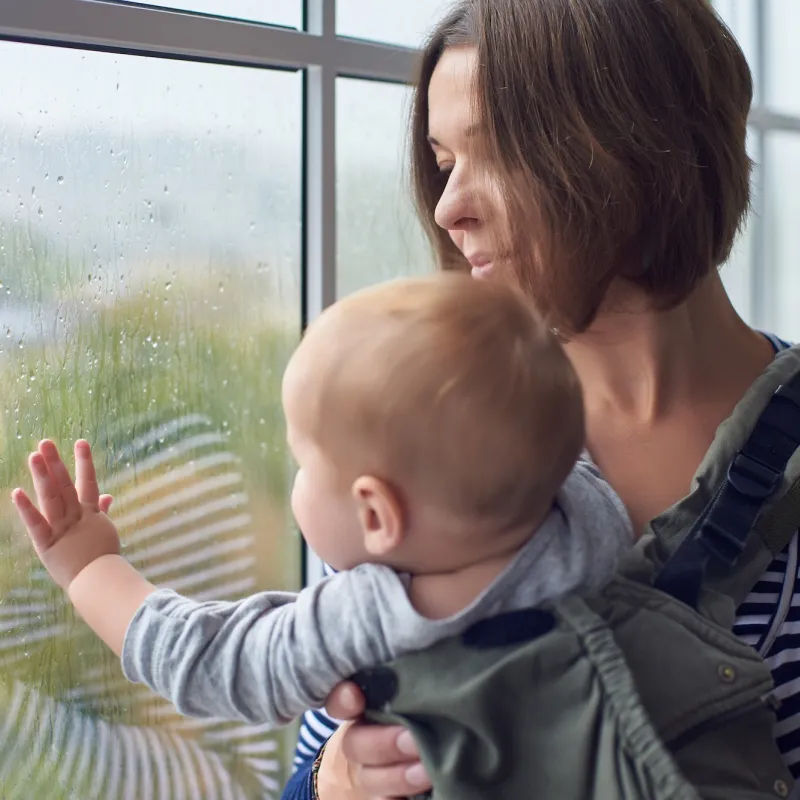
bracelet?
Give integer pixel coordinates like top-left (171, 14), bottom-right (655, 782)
top-left (311, 741), bottom-right (328, 800)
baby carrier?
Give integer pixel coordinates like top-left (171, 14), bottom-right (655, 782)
top-left (353, 345), bottom-right (800, 799)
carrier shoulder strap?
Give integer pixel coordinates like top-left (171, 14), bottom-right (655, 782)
top-left (655, 347), bottom-right (800, 609)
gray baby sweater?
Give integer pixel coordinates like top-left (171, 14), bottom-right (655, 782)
top-left (121, 458), bottom-right (633, 726)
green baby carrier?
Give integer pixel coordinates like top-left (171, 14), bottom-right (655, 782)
top-left (352, 344), bottom-right (800, 799)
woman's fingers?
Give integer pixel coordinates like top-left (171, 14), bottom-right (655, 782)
top-left (74, 440), bottom-right (100, 508)
top-left (340, 723), bottom-right (420, 768)
top-left (11, 487), bottom-right (54, 552)
top-left (351, 761), bottom-right (431, 799)
top-left (320, 685), bottom-right (430, 797)
top-left (316, 721), bottom-right (430, 800)
top-left (340, 723), bottom-right (431, 796)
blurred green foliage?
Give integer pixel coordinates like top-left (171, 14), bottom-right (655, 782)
top-left (0, 221), bottom-right (300, 797)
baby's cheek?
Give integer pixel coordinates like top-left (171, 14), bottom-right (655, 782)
top-left (289, 473), bottom-right (307, 528)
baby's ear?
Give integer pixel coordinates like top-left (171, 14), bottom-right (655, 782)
top-left (351, 476), bottom-right (406, 557)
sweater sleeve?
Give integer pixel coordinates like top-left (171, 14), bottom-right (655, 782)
top-left (121, 565), bottom-right (405, 726)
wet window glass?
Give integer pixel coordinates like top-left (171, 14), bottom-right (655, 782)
top-left (336, 77), bottom-right (433, 297)
top-left (765, 132), bottom-right (800, 342)
top-left (0, 40), bottom-right (301, 798)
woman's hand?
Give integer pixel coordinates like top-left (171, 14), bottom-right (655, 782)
top-left (316, 682), bottom-right (432, 799)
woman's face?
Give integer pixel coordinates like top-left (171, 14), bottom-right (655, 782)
top-left (427, 45), bottom-right (507, 282)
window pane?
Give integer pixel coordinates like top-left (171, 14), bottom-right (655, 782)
top-left (337, 0), bottom-right (452, 48)
top-left (113, 0), bottom-right (300, 28)
top-left (337, 78), bottom-right (433, 297)
top-left (766, 0), bottom-right (800, 114)
top-left (0, 40), bottom-right (301, 798)
top-left (713, 0), bottom-right (759, 105)
top-left (764, 132), bottom-right (800, 341)
top-left (721, 128), bottom-right (759, 323)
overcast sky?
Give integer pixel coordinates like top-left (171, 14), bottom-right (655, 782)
top-left (0, 1), bottom-right (798, 139)
top-left (0, 0), bottom-right (450, 142)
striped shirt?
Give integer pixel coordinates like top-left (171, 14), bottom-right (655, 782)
top-left (732, 333), bottom-right (800, 778)
top-left (290, 333), bottom-right (800, 783)
top-left (0, 413), bottom-right (284, 799)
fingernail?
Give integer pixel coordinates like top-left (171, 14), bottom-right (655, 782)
top-left (397, 730), bottom-right (418, 757)
top-left (405, 762), bottom-right (429, 788)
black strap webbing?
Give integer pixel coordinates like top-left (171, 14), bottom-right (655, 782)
top-left (655, 372), bottom-right (800, 607)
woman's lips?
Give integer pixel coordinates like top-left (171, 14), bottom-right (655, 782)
top-left (467, 254), bottom-right (494, 280)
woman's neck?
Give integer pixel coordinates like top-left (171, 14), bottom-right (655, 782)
top-left (563, 273), bottom-right (774, 424)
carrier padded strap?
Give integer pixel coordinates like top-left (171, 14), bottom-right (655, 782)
top-left (655, 373), bottom-right (800, 608)
top-left (705, 474), bottom-right (800, 612)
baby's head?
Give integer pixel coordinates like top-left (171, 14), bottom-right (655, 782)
top-left (282, 273), bottom-right (584, 574)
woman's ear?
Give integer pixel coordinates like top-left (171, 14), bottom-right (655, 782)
top-left (351, 475), bottom-right (406, 558)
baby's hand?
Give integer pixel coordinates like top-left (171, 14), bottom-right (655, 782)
top-left (12, 439), bottom-right (117, 591)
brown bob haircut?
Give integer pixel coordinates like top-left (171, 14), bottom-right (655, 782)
top-left (410, 0), bottom-right (754, 333)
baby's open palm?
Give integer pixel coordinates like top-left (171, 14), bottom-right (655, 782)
top-left (12, 440), bottom-right (117, 591)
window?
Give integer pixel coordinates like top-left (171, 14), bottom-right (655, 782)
top-left (714, 0), bottom-right (800, 339)
top-left (714, 0), bottom-right (760, 102)
top-left (762, 0), bottom-right (800, 340)
top-left (0, 32), bottom-right (303, 800)
top-left (336, 78), bottom-right (432, 297)
top-left (719, 129), bottom-right (760, 321)
top-left (765, 133), bottom-right (800, 341)
top-left (337, 0), bottom-right (452, 48)
top-left (0, 1), bottom-right (420, 796)
top-left (765, 0), bottom-right (800, 116)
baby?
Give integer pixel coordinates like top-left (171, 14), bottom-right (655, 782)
top-left (11, 272), bottom-right (633, 727)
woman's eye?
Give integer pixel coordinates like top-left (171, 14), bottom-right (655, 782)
top-left (435, 166), bottom-right (453, 185)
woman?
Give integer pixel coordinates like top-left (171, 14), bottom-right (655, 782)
top-left (284, 0), bottom-right (798, 797)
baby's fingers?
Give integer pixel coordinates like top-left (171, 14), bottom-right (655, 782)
top-left (74, 440), bottom-right (100, 508)
top-left (38, 440), bottom-right (81, 522)
top-left (11, 487), bottom-right (55, 553)
top-left (28, 450), bottom-right (68, 526)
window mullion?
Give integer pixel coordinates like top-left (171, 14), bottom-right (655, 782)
top-left (302, 0), bottom-right (336, 587)
top-left (0, 0), bottom-right (417, 80)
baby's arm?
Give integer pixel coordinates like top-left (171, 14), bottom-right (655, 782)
top-left (120, 568), bottom-right (396, 725)
top-left (12, 439), bottom-right (399, 726)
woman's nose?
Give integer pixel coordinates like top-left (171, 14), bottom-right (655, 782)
top-left (434, 169), bottom-right (480, 233)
